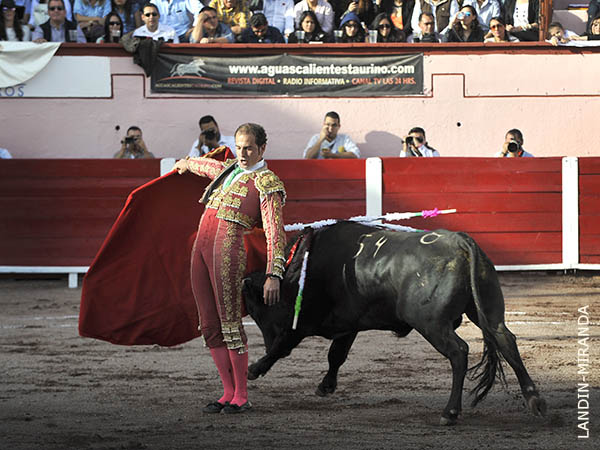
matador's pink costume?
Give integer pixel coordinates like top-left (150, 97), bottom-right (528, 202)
top-left (186, 156), bottom-right (286, 353)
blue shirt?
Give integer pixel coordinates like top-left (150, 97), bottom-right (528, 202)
top-left (151, 0), bottom-right (202, 38)
top-left (73, 0), bottom-right (111, 19)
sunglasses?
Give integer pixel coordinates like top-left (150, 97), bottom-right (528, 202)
top-left (462, 11), bottom-right (472, 17)
top-left (48, 6), bottom-right (65, 11)
top-left (144, 12), bottom-right (158, 17)
top-left (109, 21), bottom-right (121, 26)
top-left (345, 22), bottom-right (358, 28)
top-left (3, 6), bottom-right (16, 11)
top-left (378, 23), bottom-right (391, 29)
top-left (490, 24), bottom-right (503, 29)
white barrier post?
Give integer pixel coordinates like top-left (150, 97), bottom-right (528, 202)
top-left (562, 157), bottom-right (579, 268)
top-left (365, 157), bottom-right (383, 220)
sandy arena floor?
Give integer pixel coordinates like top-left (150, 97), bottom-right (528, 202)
top-left (0, 272), bottom-right (598, 450)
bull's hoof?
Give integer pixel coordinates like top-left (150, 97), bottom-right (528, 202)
top-left (440, 409), bottom-right (459, 426)
top-left (528, 395), bottom-right (547, 417)
top-left (315, 382), bottom-right (336, 397)
top-left (247, 364), bottom-right (260, 380)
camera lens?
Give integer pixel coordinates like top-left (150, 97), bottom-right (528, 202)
top-left (405, 136), bottom-right (413, 145)
top-left (507, 141), bottom-right (519, 152)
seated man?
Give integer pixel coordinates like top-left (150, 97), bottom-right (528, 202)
top-left (400, 127), bottom-right (440, 157)
top-left (407, 12), bottom-right (442, 42)
top-left (151, 0), bottom-right (201, 42)
top-left (494, 128), bottom-right (533, 157)
top-left (239, 12), bottom-right (285, 43)
top-left (133, 2), bottom-right (179, 42)
top-left (73, 0), bottom-right (112, 42)
top-left (208, 0), bottom-right (249, 36)
top-left (114, 126), bottom-right (155, 159)
top-left (303, 111), bottom-right (360, 159)
top-left (32, 0), bottom-right (86, 43)
top-left (188, 115), bottom-right (236, 157)
top-left (260, 0), bottom-right (294, 37)
top-left (410, 0), bottom-right (461, 36)
top-left (190, 6), bottom-right (234, 43)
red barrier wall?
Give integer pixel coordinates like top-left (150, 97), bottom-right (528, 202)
top-left (579, 158), bottom-right (600, 264)
top-left (381, 157), bottom-right (563, 265)
top-left (1, 157), bottom-right (598, 268)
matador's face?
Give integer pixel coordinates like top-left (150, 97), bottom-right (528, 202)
top-left (235, 132), bottom-right (265, 170)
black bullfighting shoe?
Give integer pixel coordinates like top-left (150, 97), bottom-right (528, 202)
top-left (222, 402), bottom-right (252, 414)
top-left (202, 401), bottom-right (228, 413)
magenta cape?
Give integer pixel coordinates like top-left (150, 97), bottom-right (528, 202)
top-left (79, 149), bottom-right (270, 346)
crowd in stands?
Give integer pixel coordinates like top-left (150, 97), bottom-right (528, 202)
top-left (2, 0), bottom-right (600, 43)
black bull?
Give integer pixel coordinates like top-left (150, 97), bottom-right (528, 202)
top-left (243, 222), bottom-right (547, 425)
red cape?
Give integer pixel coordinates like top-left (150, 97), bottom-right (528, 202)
top-left (79, 149), bottom-right (269, 346)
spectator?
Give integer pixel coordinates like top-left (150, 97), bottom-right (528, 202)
top-left (188, 115), bottom-right (236, 157)
top-left (1, 0), bottom-right (31, 40)
top-left (463, 0), bottom-right (500, 32)
top-left (370, 12), bottom-right (405, 42)
top-left (335, 0), bottom-right (375, 29)
top-left (190, 5), bottom-right (234, 43)
top-left (32, 0), bottom-right (86, 42)
top-left (337, 11), bottom-right (365, 42)
top-left (208, 0), bottom-right (249, 36)
top-left (494, 128), bottom-right (533, 157)
top-left (410, 0), bottom-right (461, 36)
top-left (407, 11), bottom-right (441, 41)
top-left (239, 12), bottom-right (284, 42)
top-left (97, 10), bottom-right (123, 42)
top-left (293, 0), bottom-right (334, 34)
top-left (376, 0), bottom-right (414, 36)
top-left (588, 1), bottom-right (600, 31)
top-left (0, 147), bottom-right (12, 158)
top-left (133, 2), bottom-right (178, 42)
top-left (114, 126), bottom-right (154, 159)
top-left (484, 16), bottom-right (519, 42)
top-left (150, 0), bottom-right (201, 42)
top-left (446, 4), bottom-right (485, 42)
top-left (546, 21), bottom-right (583, 46)
top-left (583, 13), bottom-right (600, 40)
top-left (29, 0), bottom-right (74, 29)
top-left (288, 9), bottom-right (332, 42)
top-left (303, 111), bottom-right (360, 159)
top-left (13, 0), bottom-right (29, 24)
top-left (74, 0), bottom-right (111, 42)
top-left (261, 0), bottom-right (294, 37)
top-left (503, 0), bottom-right (539, 41)
top-left (400, 126), bottom-right (439, 157)
top-left (111, 0), bottom-right (141, 34)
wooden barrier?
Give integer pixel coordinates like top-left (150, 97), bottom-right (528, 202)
top-left (1, 157), bottom-right (598, 283)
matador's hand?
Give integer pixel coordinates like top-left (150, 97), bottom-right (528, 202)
top-left (173, 158), bottom-right (189, 174)
top-left (263, 277), bottom-right (280, 306)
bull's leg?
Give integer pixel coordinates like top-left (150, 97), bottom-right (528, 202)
top-left (419, 325), bottom-right (469, 426)
top-left (493, 323), bottom-right (547, 416)
top-left (248, 332), bottom-right (304, 380)
top-left (316, 332), bottom-right (358, 397)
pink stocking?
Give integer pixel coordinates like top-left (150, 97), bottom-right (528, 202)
top-left (210, 346), bottom-right (234, 404)
top-left (228, 349), bottom-right (249, 406)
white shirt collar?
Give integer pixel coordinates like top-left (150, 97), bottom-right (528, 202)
top-left (240, 159), bottom-right (265, 173)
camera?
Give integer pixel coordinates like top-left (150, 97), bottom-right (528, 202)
top-left (420, 33), bottom-right (438, 43)
top-left (201, 129), bottom-right (217, 141)
top-left (405, 135), bottom-right (423, 146)
top-left (124, 136), bottom-right (136, 144)
top-left (457, 12), bottom-right (465, 20)
top-left (507, 140), bottom-right (520, 153)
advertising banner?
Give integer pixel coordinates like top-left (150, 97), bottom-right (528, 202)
top-left (152, 53), bottom-right (423, 97)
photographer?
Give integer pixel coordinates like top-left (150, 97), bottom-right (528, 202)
top-left (114, 126), bottom-right (154, 159)
top-left (400, 126), bottom-right (440, 157)
top-left (495, 129), bottom-right (533, 158)
top-left (188, 115), bottom-right (236, 157)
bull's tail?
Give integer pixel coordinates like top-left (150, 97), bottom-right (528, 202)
top-left (460, 234), bottom-right (507, 407)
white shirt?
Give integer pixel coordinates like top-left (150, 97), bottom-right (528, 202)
top-left (226, 159), bottom-right (266, 186)
top-left (293, 0), bottom-right (334, 34)
top-left (3, 25), bottom-right (32, 41)
top-left (188, 134), bottom-right (236, 157)
top-left (151, 0), bottom-right (202, 37)
top-left (400, 143), bottom-right (440, 157)
top-left (513, 2), bottom-right (529, 28)
top-left (0, 148), bottom-right (13, 159)
top-left (494, 149), bottom-right (533, 157)
top-left (303, 133), bottom-right (361, 159)
top-left (463, 0), bottom-right (501, 31)
top-left (132, 23), bottom-right (180, 42)
top-left (260, 0), bottom-right (295, 35)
